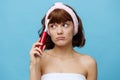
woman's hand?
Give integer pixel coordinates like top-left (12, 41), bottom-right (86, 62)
top-left (29, 41), bottom-right (45, 67)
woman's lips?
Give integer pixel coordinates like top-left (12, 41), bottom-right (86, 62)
top-left (56, 37), bottom-right (65, 40)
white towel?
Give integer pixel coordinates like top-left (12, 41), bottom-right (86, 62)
top-left (41, 73), bottom-right (86, 80)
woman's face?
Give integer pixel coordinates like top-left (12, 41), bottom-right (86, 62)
top-left (48, 21), bottom-right (74, 47)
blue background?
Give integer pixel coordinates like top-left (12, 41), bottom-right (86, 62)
top-left (0, 0), bottom-right (120, 80)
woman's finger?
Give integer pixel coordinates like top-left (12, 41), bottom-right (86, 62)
top-left (32, 42), bottom-right (43, 48)
top-left (42, 45), bottom-right (46, 52)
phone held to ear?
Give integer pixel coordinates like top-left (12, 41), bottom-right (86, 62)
top-left (38, 32), bottom-right (47, 50)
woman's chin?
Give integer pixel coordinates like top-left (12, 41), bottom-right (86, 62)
top-left (55, 42), bottom-right (70, 47)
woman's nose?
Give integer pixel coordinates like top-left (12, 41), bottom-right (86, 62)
top-left (57, 26), bottom-right (63, 35)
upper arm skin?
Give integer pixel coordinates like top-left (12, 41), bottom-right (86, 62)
top-left (85, 56), bottom-right (97, 80)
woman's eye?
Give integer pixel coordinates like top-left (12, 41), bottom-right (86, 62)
top-left (63, 23), bottom-right (68, 28)
top-left (50, 25), bottom-right (56, 29)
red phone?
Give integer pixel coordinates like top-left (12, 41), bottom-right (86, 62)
top-left (38, 31), bottom-right (47, 50)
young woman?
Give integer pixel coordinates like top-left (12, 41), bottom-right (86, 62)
top-left (29, 2), bottom-right (97, 80)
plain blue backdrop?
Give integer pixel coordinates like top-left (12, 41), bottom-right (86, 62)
top-left (0, 0), bottom-right (120, 80)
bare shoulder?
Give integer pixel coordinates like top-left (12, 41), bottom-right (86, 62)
top-left (83, 54), bottom-right (96, 65)
top-left (75, 53), bottom-right (97, 79)
top-left (76, 53), bottom-right (97, 68)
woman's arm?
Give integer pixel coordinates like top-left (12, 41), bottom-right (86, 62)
top-left (30, 64), bottom-right (41, 80)
top-left (29, 42), bottom-right (45, 80)
top-left (86, 56), bottom-right (97, 80)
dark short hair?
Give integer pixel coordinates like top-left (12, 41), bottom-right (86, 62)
top-left (39, 5), bottom-right (85, 49)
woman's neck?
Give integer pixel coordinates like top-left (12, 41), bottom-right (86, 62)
top-left (51, 45), bottom-right (75, 58)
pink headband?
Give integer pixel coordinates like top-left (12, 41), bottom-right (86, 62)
top-left (45, 2), bottom-right (78, 35)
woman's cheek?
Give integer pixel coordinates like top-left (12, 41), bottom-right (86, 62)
top-left (49, 31), bottom-right (56, 41)
top-left (66, 29), bottom-right (74, 37)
